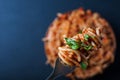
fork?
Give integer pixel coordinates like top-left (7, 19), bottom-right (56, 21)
top-left (46, 58), bottom-right (75, 80)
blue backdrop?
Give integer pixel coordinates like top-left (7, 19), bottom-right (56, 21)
top-left (0, 0), bottom-right (120, 80)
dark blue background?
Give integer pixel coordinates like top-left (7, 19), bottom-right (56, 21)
top-left (0, 0), bottom-right (120, 80)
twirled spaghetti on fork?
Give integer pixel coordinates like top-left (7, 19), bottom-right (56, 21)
top-left (58, 27), bottom-right (102, 68)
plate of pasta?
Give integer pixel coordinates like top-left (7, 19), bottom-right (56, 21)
top-left (43, 8), bottom-right (116, 80)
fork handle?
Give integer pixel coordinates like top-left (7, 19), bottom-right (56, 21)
top-left (46, 70), bottom-right (56, 80)
top-left (46, 74), bottom-right (55, 80)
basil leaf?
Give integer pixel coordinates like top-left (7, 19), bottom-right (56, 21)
top-left (84, 34), bottom-right (90, 41)
top-left (65, 38), bottom-right (80, 50)
top-left (80, 62), bottom-right (87, 70)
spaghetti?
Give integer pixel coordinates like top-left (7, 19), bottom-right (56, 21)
top-left (43, 8), bottom-right (116, 79)
top-left (58, 27), bottom-right (102, 67)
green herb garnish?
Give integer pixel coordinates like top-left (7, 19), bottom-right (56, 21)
top-left (80, 62), bottom-right (87, 70)
top-left (80, 42), bottom-right (92, 51)
top-left (84, 34), bottom-right (90, 41)
top-left (84, 45), bottom-right (92, 51)
top-left (65, 38), bottom-right (80, 50)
